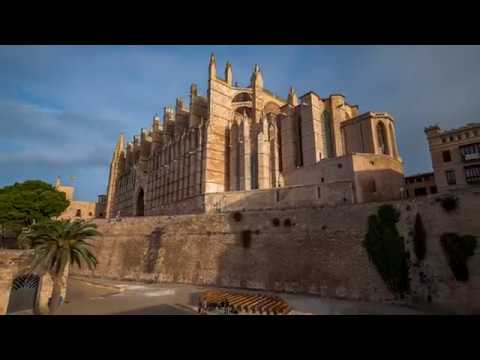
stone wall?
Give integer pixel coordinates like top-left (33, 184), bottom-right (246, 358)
top-left (204, 182), bottom-right (354, 212)
top-left (58, 200), bottom-right (97, 220)
top-left (72, 189), bottom-right (480, 313)
top-left (0, 250), bottom-right (66, 315)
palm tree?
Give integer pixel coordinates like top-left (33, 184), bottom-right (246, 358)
top-left (18, 219), bottom-right (101, 314)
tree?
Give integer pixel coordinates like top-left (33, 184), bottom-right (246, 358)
top-left (440, 233), bottom-right (477, 282)
top-left (413, 213), bottom-right (426, 262)
top-left (363, 205), bottom-right (410, 297)
top-left (18, 219), bottom-right (101, 314)
top-left (0, 180), bottom-right (70, 238)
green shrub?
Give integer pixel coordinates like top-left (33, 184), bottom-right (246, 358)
top-left (378, 204), bottom-right (400, 224)
top-left (413, 213), bottom-right (426, 262)
top-left (440, 233), bottom-right (477, 282)
top-left (363, 205), bottom-right (409, 296)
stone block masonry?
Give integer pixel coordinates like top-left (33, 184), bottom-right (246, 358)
top-left (72, 189), bottom-right (480, 314)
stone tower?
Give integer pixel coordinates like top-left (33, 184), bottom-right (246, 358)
top-left (105, 133), bottom-right (125, 218)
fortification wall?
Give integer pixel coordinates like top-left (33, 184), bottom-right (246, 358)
top-left (0, 251), bottom-right (32, 314)
top-left (203, 182), bottom-right (354, 212)
top-left (0, 250), bottom-right (65, 315)
top-left (72, 189), bottom-right (480, 313)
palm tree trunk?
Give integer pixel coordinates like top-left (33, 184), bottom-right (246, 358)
top-left (49, 273), bottom-right (64, 315)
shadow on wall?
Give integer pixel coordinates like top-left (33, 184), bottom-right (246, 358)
top-left (144, 227), bottom-right (164, 274)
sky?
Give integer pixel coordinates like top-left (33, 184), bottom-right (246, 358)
top-left (1, 45), bottom-right (480, 201)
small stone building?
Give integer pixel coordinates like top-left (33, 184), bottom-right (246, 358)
top-left (404, 172), bottom-right (438, 198)
top-left (55, 177), bottom-right (97, 220)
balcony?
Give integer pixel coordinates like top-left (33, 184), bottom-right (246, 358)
top-left (460, 143), bottom-right (480, 162)
top-left (465, 165), bottom-right (480, 184)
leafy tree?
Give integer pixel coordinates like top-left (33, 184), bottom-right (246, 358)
top-left (18, 219), bottom-right (101, 314)
top-left (413, 213), bottom-right (426, 262)
top-left (0, 180), bottom-right (70, 238)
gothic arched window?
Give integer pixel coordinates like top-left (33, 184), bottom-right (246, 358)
top-left (321, 111), bottom-right (333, 159)
top-left (376, 122), bottom-right (389, 155)
top-left (295, 115), bottom-right (304, 167)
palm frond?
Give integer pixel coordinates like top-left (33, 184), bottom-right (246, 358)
top-left (20, 219), bottom-right (101, 275)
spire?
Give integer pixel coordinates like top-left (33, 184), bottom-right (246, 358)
top-left (225, 61), bottom-right (233, 85)
top-left (288, 86), bottom-right (299, 106)
top-left (209, 53), bottom-right (217, 79)
top-left (176, 97), bottom-right (184, 112)
top-left (190, 83), bottom-right (198, 97)
top-left (250, 64), bottom-right (264, 88)
top-left (114, 133), bottom-right (125, 157)
top-left (153, 114), bottom-right (162, 131)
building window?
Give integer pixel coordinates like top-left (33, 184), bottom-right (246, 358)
top-left (76, 209), bottom-right (82, 217)
top-left (88, 212), bottom-right (93, 216)
top-left (295, 115), bottom-right (304, 167)
top-left (376, 122), bottom-right (389, 155)
top-left (430, 186), bottom-right (438, 194)
top-left (251, 151), bottom-right (258, 190)
top-left (449, 136), bottom-right (454, 142)
top-left (277, 119), bottom-right (283, 172)
top-left (460, 143), bottom-right (480, 161)
top-left (320, 112), bottom-right (333, 158)
top-left (317, 186), bottom-right (321, 199)
top-left (371, 180), bottom-right (377, 193)
top-left (442, 150), bottom-right (452, 162)
top-left (445, 170), bottom-right (456, 185)
top-left (442, 138), bottom-right (446, 143)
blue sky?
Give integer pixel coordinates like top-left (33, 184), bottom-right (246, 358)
top-left (1, 45), bottom-right (480, 201)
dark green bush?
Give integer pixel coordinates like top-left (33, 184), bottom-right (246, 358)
top-left (413, 213), bottom-right (426, 262)
top-left (378, 204), bottom-right (400, 224)
top-left (440, 233), bottom-right (477, 282)
top-left (363, 205), bottom-right (409, 296)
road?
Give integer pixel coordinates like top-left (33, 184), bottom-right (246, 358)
top-left (54, 276), bottom-right (431, 315)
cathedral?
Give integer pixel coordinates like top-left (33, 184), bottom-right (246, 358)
top-left (105, 54), bottom-right (404, 218)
